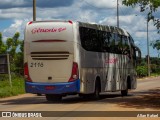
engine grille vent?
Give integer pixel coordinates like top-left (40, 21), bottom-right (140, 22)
top-left (31, 51), bottom-right (69, 60)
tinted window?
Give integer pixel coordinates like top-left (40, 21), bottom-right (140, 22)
top-left (79, 27), bottom-right (131, 55)
top-left (102, 32), bottom-right (111, 52)
top-left (79, 27), bottom-right (102, 52)
top-left (121, 36), bottom-right (130, 55)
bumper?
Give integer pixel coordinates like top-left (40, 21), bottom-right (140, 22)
top-left (25, 79), bottom-right (80, 94)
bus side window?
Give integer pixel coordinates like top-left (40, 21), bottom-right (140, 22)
top-left (79, 27), bottom-right (93, 51)
top-left (130, 45), bottom-right (137, 66)
top-left (115, 34), bottom-right (122, 54)
top-left (90, 29), bottom-right (102, 52)
top-left (129, 36), bottom-right (138, 60)
top-left (97, 30), bottom-right (104, 52)
top-left (107, 32), bottom-right (112, 52)
top-left (109, 33), bottom-right (115, 53)
top-left (132, 46), bottom-right (136, 60)
top-left (79, 27), bottom-right (102, 52)
top-left (122, 36), bottom-right (130, 55)
top-left (102, 32), bottom-right (110, 52)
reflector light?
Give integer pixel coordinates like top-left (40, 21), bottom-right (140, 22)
top-left (69, 62), bottom-right (79, 82)
top-left (24, 63), bottom-right (32, 82)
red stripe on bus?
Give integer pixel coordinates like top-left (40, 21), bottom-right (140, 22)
top-left (32, 40), bottom-right (66, 42)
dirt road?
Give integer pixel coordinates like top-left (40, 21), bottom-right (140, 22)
top-left (0, 76), bottom-right (160, 120)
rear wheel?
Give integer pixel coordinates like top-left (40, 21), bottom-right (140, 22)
top-left (79, 94), bottom-right (90, 99)
top-left (121, 89), bottom-right (128, 96)
top-left (121, 77), bottom-right (130, 96)
top-left (45, 94), bottom-right (62, 101)
top-left (121, 82), bottom-right (128, 96)
top-left (37, 93), bottom-right (42, 96)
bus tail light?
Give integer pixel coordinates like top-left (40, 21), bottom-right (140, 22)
top-left (68, 20), bottom-right (73, 24)
top-left (28, 21), bottom-right (33, 25)
top-left (68, 62), bottom-right (79, 82)
top-left (24, 63), bottom-right (32, 82)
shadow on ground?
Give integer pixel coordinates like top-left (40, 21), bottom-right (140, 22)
top-left (111, 87), bottom-right (160, 110)
top-left (0, 87), bottom-right (160, 110)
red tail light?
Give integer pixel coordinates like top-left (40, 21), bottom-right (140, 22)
top-left (68, 62), bottom-right (79, 82)
top-left (28, 21), bottom-right (33, 25)
top-left (68, 20), bottom-right (73, 24)
top-left (24, 63), bottom-right (32, 82)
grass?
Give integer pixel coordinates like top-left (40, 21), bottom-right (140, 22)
top-left (0, 74), bottom-right (25, 98)
top-left (150, 73), bottom-right (160, 77)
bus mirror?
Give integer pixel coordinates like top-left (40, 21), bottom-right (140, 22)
top-left (137, 50), bottom-right (141, 64)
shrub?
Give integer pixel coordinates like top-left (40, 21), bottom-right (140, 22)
top-left (0, 74), bottom-right (25, 98)
top-left (136, 66), bottom-right (148, 77)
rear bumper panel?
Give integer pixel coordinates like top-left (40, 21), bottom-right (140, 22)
top-left (25, 79), bottom-right (80, 94)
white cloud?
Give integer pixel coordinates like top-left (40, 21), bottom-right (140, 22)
top-left (2, 19), bottom-right (30, 41)
top-left (135, 32), bottom-right (146, 38)
top-left (0, 0), bottom-right (159, 57)
top-left (0, 0), bottom-right (26, 5)
top-left (99, 16), bottom-right (117, 26)
top-left (84, 0), bottom-right (116, 9)
top-left (0, 8), bottom-right (32, 19)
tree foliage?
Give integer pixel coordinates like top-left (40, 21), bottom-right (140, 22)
top-left (136, 57), bottom-right (160, 77)
top-left (150, 40), bottom-right (160, 51)
top-left (136, 65), bottom-right (148, 77)
top-left (150, 40), bottom-right (160, 58)
top-left (0, 32), bottom-right (24, 75)
top-left (122, 0), bottom-right (160, 33)
top-left (0, 33), bottom-right (7, 54)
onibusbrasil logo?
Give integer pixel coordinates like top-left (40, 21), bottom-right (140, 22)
top-left (1, 112), bottom-right (42, 118)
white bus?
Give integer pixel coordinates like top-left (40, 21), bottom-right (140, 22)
top-left (24, 20), bottom-right (141, 101)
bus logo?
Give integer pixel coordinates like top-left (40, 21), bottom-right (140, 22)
top-left (31, 27), bottom-right (66, 34)
top-left (105, 58), bottom-right (118, 64)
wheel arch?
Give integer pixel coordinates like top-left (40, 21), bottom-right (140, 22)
top-left (95, 76), bottom-right (101, 92)
top-left (127, 76), bottom-right (131, 89)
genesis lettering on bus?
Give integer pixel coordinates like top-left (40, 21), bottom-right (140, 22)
top-left (31, 27), bottom-right (66, 34)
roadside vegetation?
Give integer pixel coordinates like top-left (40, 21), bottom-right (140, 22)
top-left (0, 32), bottom-right (24, 98)
top-left (136, 57), bottom-right (160, 77)
top-left (1, 2), bottom-right (160, 97)
top-left (122, 0), bottom-right (160, 33)
top-left (0, 74), bottom-right (25, 98)
top-left (122, 0), bottom-right (160, 78)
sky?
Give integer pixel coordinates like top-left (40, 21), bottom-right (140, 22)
top-left (0, 0), bottom-right (160, 57)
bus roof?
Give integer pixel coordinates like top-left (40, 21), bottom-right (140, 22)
top-left (27, 20), bottom-right (129, 36)
top-left (78, 21), bottom-right (129, 36)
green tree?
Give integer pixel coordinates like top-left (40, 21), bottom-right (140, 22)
top-left (6, 32), bottom-right (21, 57)
top-left (150, 40), bottom-right (160, 57)
top-left (136, 65), bottom-right (148, 77)
top-left (122, 0), bottom-right (160, 33)
top-left (0, 32), bottom-right (24, 75)
top-left (6, 32), bottom-right (22, 73)
top-left (14, 40), bottom-right (24, 75)
top-left (0, 32), bottom-right (7, 54)
top-left (150, 40), bottom-right (160, 50)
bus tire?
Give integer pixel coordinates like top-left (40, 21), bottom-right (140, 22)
top-left (79, 94), bottom-right (89, 99)
top-left (121, 77), bottom-right (130, 96)
top-left (45, 94), bottom-right (62, 101)
top-left (92, 80), bottom-right (101, 99)
top-left (121, 89), bottom-right (128, 96)
top-left (37, 93), bottom-right (42, 96)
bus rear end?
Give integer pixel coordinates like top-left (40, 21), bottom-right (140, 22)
top-left (24, 20), bottom-right (80, 100)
